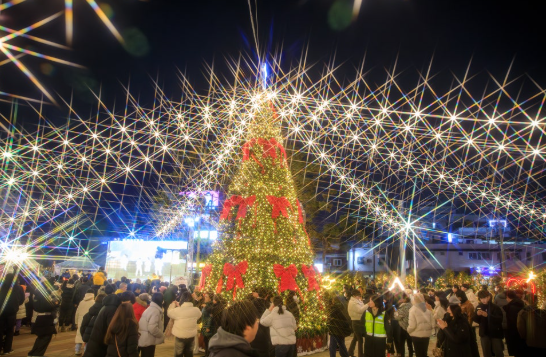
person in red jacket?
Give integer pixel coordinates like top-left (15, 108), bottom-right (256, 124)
top-left (133, 293), bottom-right (150, 322)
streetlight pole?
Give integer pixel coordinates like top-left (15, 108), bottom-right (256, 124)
top-left (372, 221), bottom-right (376, 279)
top-left (399, 200), bottom-right (406, 283)
top-left (498, 219), bottom-right (506, 277)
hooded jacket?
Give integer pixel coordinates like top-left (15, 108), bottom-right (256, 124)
top-left (260, 306), bottom-right (297, 345)
top-left (133, 297), bottom-right (148, 322)
top-left (407, 299), bottom-right (435, 338)
top-left (138, 302), bottom-right (165, 347)
top-left (167, 302), bottom-right (202, 339)
top-left (503, 298), bottom-right (526, 355)
top-left (75, 293), bottom-right (95, 343)
top-left (93, 271), bottom-right (107, 286)
top-left (83, 294), bottom-right (121, 357)
top-left (517, 305), bottom-right (546, 349)
top-left (208, 327), bottom-right (260, 357)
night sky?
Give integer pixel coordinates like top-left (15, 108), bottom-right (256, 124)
top-left (6, 0), bottom-right (546, 112)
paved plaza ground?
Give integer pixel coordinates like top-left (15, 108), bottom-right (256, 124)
top-left (11, 326), bottom-right (509, 357)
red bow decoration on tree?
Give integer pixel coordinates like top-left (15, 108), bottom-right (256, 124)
top-left (301, 264), bottom-right (320, 292)
top-left (220, 195), bottom-right (256, 225)
top-left (216, 261), bottom-right (248, 300)
top-left (242, 138), bottom-right (287, 174)
top-left (273, 263), bottom-right (303, 301)
top-left (267, 196), bottom-right (292, 233)
top-left (199, 264), bottom-right (213, 290)
top-left (220, 196), bottom-right (243, 220)
top-left (236, 196), bottom-right (256, 222)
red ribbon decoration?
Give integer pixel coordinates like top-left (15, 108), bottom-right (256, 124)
top-left (301, 264), bottom-right (320, 292)
top-left (199, 264), bottom-right (213, 290)
top-left (267, 196), bottom-right (292, 233)
top-left (273, 263), bottom-right (299, 292)
top-left (220, 196), bottom-right (243, 220)
top-left (242, 138), bottom-right (287, 173)
top-left (220, 195), bottom-right (256, 225)
top-left (236, 196), bottom-right (256, 221)
top-left (216, 261), bottom-right (248, 300)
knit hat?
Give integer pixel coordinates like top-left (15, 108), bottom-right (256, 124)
top-left (139, 293), bottom-right (150, 302)
top-left (449, 294), bottom-right (460, 305)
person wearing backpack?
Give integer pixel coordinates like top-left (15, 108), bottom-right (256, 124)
top-left (326, 293), bottom-right (352, 357)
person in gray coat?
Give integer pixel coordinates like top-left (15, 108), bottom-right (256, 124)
top-left (138, 293), bottom-right (165, 357)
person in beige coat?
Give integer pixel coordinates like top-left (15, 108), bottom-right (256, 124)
top-left (74, 290), bottom-right (95, 355)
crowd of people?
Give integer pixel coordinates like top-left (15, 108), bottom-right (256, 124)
top-left (0, 267), bottom-right (302, 357)
top-left (324, 281), bottom-right (546, 357)
top-left (1, 267), bottom-right (546, 357)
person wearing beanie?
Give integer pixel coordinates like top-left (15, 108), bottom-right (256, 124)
top-left (134, 293), bottom-right (150, 322)
top-left (407, 294), bottom-right (435, 357)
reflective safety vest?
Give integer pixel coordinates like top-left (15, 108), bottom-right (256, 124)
top-left (364, 311), bottom-right (387, 337)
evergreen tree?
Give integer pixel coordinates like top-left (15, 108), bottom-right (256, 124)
top-left (201, 98), bottom-right (327, 338)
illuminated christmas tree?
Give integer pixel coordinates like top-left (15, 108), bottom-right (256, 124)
top-left (200, 96), bottom-right (327, 342)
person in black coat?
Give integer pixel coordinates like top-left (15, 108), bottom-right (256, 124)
top-left (81, 294), bottom-right (106, 343)
top-left (326, 293), bottom-right (352, 357)
top-left (250, 288), bottom-right (273, 357)
top-left (59, 279), bottom-right (76, 331)
top-left (436, 304), bottom-right (472, 357)
top-left (83, 285), bottom-right (121, 357)
top-left (0, 273), bottom-right (25, 355)
top-left (28, 281), bottom-right (61, 356)
top-left (104, 302), bottom-right (139, 357)
top-left (503, 290), bottom-right (527, 357)
top-left (473, 290), bottom-right (504, 357)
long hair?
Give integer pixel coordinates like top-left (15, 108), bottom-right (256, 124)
top-left (448, 303), bottom-right (464, 321)
top-left (104, 302), bottom-right (137, 344)
top-left (369, 294), bottom-right (385, 316)
top-left (273, 295), bottom-right (284, 315)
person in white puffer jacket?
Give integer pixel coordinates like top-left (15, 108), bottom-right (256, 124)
top-left (407, 294), bottom-right (435, 357)
top-left (138, 293), bottom-right (165, 357)
top-left (167, 291), bottom-right (202, 356)
top-left (260, 296), bottom-right (297, 357)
